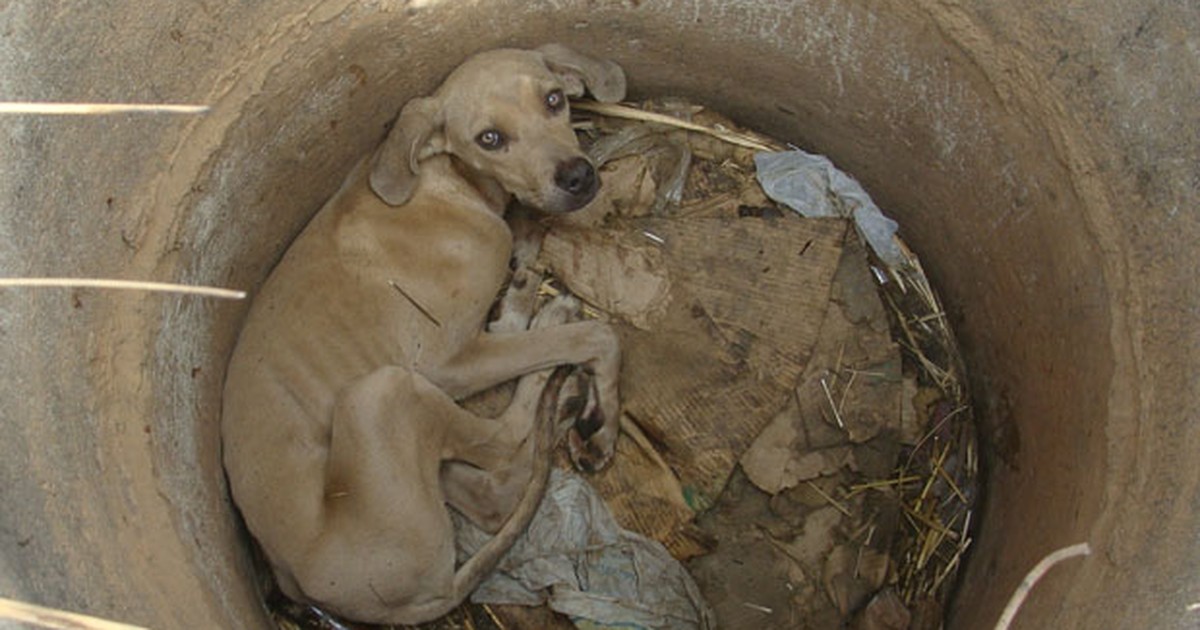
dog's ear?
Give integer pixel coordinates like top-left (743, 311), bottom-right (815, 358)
top-left (537, 44), bottom-right (626, 103)
top-left (369, 96), bottom-right (446, 206)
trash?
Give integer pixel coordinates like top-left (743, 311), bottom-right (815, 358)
top-left (540, 226), bottom-right (671, 331)
top-left (686, 472), bottom-right (814, 630)
top-left (754, 150), bottom-right (906, 269)
top-left (740, 236), bottom-right (904, 493)
top-left (538, 215), bottom-right (847, 558)
top-left (454, 470), bottom-right (715, 630)
top-left (823, 544), bottom-right (880, 616)
top-left (539, 99), bottom-right (977, 629)
top-left (850, 588), bottom-right (912, 630)
top-left (298, 97), bottom-right (978, 630)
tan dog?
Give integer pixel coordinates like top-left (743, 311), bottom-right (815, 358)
top-left (221, 45), bottom-right (625, 624)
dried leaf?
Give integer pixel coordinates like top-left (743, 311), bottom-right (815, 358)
top-left (850, 589), bottom-right (912, 630)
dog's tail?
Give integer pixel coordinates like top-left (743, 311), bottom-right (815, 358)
top-left (448, 365), bottom-right (570, 604)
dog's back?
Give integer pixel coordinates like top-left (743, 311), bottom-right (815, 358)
top-left (221, 157), bottom-right (513, 577)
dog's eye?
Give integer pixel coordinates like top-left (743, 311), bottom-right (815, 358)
top-left (545, 89), bottom-right (566, 113)
top-left (475, 129), bottom-right (507, 151)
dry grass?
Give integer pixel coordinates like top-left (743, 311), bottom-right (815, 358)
top-left (572, 101), bottom-right (784, 152)
top-left (876, 236), bottom-right (980, 611)
top-left (0, 101), bottom-right (208, 115)
top-left (0, 597), bottom-right (149, 630)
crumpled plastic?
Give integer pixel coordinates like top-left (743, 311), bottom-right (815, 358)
top-left (754, 150), bottom-right (906, 269)
top-left (587, 121), bottom-right (692, 215)
top-left (454, 470), bottom-right (715, 630)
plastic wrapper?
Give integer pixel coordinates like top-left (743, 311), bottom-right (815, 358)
top-left (454, 470), bottom-right (715, 630)
top-left (754, 150), bottom-right (906, 269)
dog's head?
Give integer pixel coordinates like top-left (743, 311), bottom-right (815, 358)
top-left (369, 44), bottom-right (626, 213)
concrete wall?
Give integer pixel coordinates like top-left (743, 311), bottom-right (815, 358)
top-left (0, 1), bottom-right (1196, 627)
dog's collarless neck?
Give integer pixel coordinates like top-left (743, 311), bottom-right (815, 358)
top-left (448, 156), bottom-right (509, 217)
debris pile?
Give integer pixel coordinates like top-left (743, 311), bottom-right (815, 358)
top-left (271, 99), bottom-right (980, 630)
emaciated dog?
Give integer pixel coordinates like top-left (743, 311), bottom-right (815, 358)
top-left (221, 44), bottom-right (625, 624)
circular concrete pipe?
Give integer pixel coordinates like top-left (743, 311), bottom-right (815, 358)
top-left (1, 1), bottom-right (1196, 628)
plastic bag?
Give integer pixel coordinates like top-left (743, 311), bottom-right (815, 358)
top-left (755, 150), bottom-right (906, 269)
top-left (455, 470), bottom-right (715, 630)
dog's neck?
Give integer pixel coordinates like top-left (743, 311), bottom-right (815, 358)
top-left (449, 156), bottom-right (510, 216)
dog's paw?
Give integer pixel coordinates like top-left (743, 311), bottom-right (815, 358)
top-left (489, 267), bottom-right (542, 333)
top-left (531, 293), bottom-right (582, 329)
top-left (568, 418), bottom-right (617, 473)
top-left (563, 374), bottom-right (617, 472)
top-left (546, 366), bottom-right (615, 473)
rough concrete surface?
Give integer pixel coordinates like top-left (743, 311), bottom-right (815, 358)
top-left (0, 1), bottom-right (1196, 628)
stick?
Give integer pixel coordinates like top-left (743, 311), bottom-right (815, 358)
top-left (820, 377), bottom-right (846, 429)
top-left (806, 480), bottom-right (852, 518)
top-left (0, 597), bottom-right (149, 630)
top-left (993, 542), bottom-right (1091, 630)
top-left (0, 102), bottom-right (208, 115)
top-left (388, 280), bottom-right (441, 327)
top-left (572, 101), bottom-right (781, 152)
top-left (0, 277), bottom-right (245, 300)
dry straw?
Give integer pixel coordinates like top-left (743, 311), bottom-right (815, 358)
top-left (0, 102), bottom-right (208, 115)
top-left (0, 278), bottom-right (246, 300)
top-left (572, 100), bottom-right (783, 152)
top-left (0, 597), bottom-right (148, 630)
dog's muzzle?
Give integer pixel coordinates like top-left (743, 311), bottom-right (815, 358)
top-left (553, 157), bottom-right (599, 211)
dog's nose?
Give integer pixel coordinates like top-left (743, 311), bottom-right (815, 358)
top-left (554, 158), bottom-right (597, 197)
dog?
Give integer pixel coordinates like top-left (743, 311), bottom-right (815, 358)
top-left (221, 45), bottom-right (625, 624)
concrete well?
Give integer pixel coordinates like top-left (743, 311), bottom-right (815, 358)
top-left (1, 1), bottom-right (1196, 628)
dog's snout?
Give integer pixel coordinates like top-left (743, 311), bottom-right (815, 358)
top-left (554, 158), bottom-right (597, 198)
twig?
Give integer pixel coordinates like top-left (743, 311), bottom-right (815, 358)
top-left (742, 602), bottom-right (774, 614)
top-left (936, 455), bottom-right (969, 503)
top-left (536, 280), bottom-right (602, 320)
top-left (901, 503), bottom-right (959, 544)
top-left (572, 101), bottom-right (781, 152)
top-left (820, 377), bottom-right (846, 429)
top-left (847, 475), bottom-right (921, 496)
top-left (904, 405), bottom-right (969, 469)
top-left (0, 277), bottom-right (245, 300)
top-left (0, 102), bottom-right (208, 115)
top-left (0, 597), bottom-right (149, 630)
top-left (481, 604), bottom-right (507, 629)
top-left (837, 369), bottom-right (858, 418)
top-left (642, 230), bottom-right (666, 245)
top-left (806, 480), bottom-right (852, 518)
top-left (389, 280), bottom-right (441, 327)
top-left (993, 543), bottom-right (1091, 630)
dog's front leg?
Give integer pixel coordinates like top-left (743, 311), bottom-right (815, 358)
top-left (424, 321), bottom-right (620, 470)
top-left (428, 322), bottom-right (618, 401)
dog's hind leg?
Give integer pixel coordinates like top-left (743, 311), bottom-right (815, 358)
top-left (292, 367), bottom-right (462, 623)
top-left (295, 365), bottom-right (566, 625)
top-left (442, 295), bottom-right (594, 532)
